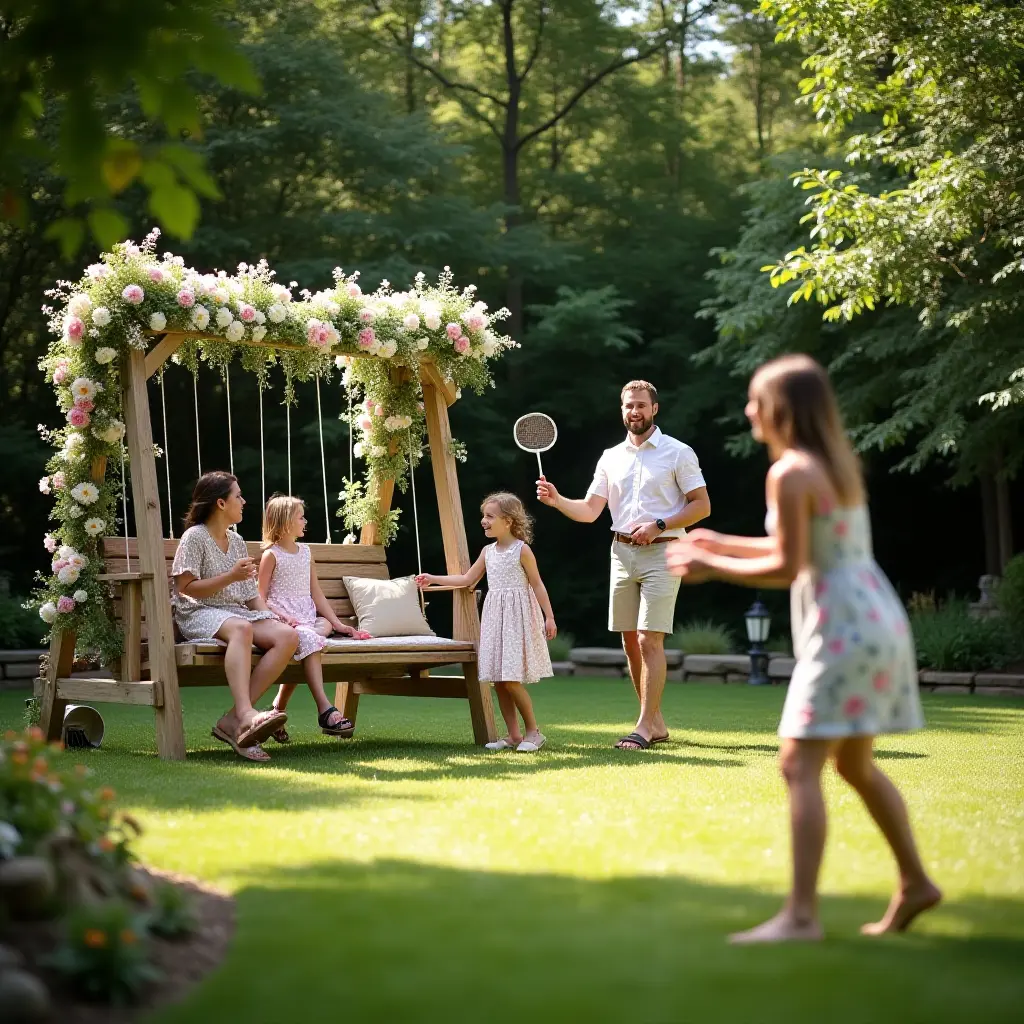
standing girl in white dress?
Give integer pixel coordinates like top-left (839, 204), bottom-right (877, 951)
top-left (416, 493), bottom-right (555, 752)
top-left (667, 355), bottom-right (940, 943)
top-left (171, 471), bottom-right (296, 762)
top-left (258, 495), bottom-right (373, 742)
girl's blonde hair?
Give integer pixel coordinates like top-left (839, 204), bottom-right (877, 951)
top-left (262, 494), bottom-right (304, 549)
top-left (751, 354), bottom-right (865, 505)
top-left (481, 492), bottom-right (533, 543)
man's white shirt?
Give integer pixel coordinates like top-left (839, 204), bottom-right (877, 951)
top-left (586, 426), bottom-right (705, 538)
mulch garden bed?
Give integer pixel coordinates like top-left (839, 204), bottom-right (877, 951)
top-left (5, 868), bottom-right (234, 1023)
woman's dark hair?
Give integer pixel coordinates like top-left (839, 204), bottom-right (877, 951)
top-left (182, 471), bottom-right (239, 530)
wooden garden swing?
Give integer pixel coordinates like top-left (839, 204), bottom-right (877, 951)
top-left (37, 331), bottom-right (497, 760)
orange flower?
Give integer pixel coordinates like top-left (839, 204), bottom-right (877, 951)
top-left (11, 751), bottom-right (28, 766)
top-left (3, 729), bottom-right (16, 741)
top-left (99, 786), bottom-right (115, 802)
top-left (33, 756), bottom-right (49, 773)
top-left (98, 836), bottom-right (115, 853)
top-left (27, 726), bottom-right (44, 742)
top-left (119, 929), bottom-right (137, 945)
top-left (83, 929), bottom-right (107, 949)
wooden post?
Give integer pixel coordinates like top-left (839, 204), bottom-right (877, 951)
top-left (358, 367), bottom-right (411, 546)
top-left (39, 629), bottom-right (75, 742)
top-left (121, 347), bottom-right (186, 760)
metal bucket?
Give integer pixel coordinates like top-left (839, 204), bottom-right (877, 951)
top-left (62, 705), bottom-right (105, 749)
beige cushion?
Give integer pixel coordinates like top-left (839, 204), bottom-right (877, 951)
top-left (342, 575), bottom-right (435, 638)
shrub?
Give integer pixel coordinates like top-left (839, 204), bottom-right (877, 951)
top-left (547, 632), bottom-right (575, 662)
top-left (996, 554), bottom-right (1024, 631)
top-left (47, 900), bottom-right (159, 1004)
top-left (146, 881), bottom-right (198, 940)
top-left (0, 592), bottom-right (45, 649)
top-left (911, 599), bottom-right (1018, 672)
top-left (666, 619), bottom-right (734, 655)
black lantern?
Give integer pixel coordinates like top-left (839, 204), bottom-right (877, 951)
top-left (744, 596), bottom-right (771, 686)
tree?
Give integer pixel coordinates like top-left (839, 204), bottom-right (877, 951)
top-left (0, 0), bottom-right (258, 254)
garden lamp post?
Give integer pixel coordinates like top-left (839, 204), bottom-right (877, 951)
top-left (745, 596), bottom-right (771, 686)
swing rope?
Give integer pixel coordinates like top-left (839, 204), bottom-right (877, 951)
top-left (192, 368), bottom-right (202, 475)
top-left (225, 362), bottom-right (235, 476)
top-left (342, 379), bottom-right (357, 544)
top-left (316, 376), bottom-right (332, 543)
top-left (409, 435), bottom-right (426, 614)
top-left (119, 442), bottom-right (131, 573)
top-left (159, 369), bottom-right (174, 539)
top-left (258, 381), bottom-right (266, 513)
top-left (286, 396), bottom-right (292, 494)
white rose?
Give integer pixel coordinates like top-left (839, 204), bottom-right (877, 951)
top-left (93, 418), bottom-right (126, 444)
top-left (252, 325), bottom-right (267, 342)
top-left (58, 545), bottom-right (76, 560)
top-left (62, 433), bottom-right (86, 459)
top-left (39, 602), bottom-right (57, 624)
top-left (255, 310), bottom-right (266, 325)
top-left (95, 346), bottom-right (117, 365)
top-left (424, 313), bottom-right (441, 331)
top-left (267, 303), bottom-right (287, 323)
top-left (58, 564), bottom-right (80, 584)
top-left (213, 287), bottom-right (230, 305)
top-left (371, 445), bottom-right (387, 458)
top-left (73, 589), bottom-right (88, 603)
top-left (225, 321), bottom-right (245, 343)
top-left (271, 284), bottom-right (292, 303)
top-left (353, 442), bottom-right (364, 458)
top-left (68, 294), bottom-right (92, 317)
top-left (92, 306), bottom-right (111, 327)
top-left (379, 340), bottom-right (397, 359)
top-left (216, 307), bottom-right (234, 328)
top-left (149, 311), bottom-right (167, 331)
top-left (192, 305), bottom-right (210, 329)
top-left (403, 313), bottom-right (420, 332)
top-left (416, 338), bottom-right (429, 351)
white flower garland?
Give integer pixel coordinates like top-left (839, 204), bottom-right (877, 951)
top-left (35, 229), bottom-right (517, 658)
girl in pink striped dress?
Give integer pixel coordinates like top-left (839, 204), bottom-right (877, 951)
top-left (258, 495), bottom-right (371, 741)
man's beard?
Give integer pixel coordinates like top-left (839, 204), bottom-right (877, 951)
top-left (624, 414), bottom-right (653, 435)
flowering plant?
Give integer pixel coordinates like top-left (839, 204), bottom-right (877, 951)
top-left (36, 229), bottom-right (517, 657)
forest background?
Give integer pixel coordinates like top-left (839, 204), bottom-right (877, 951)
top-left (2, 0), bottom-right (1022, 647)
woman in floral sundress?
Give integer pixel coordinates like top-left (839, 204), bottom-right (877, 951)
top-left (667, 355), bottom-right (941, 944)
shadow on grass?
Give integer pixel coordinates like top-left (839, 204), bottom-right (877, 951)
top-left (153, 858), bottom-right (1024, 1024)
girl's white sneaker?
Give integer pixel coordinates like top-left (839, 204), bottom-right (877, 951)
top-left (517, 733), bottom-right (546, 753)
top-left (484, 737), bottom-right (519, 751)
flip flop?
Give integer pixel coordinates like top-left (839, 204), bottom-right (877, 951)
top-left (211, 726), bottom-right (271, 762)
top-left (615, 731), bottom-right (651, 750)
top-left (236, 709), bottom-right (288, 748)
top-left (318, 705), bottom-right (355, 738)
top-left (650, 733), bottom-right (670, 745)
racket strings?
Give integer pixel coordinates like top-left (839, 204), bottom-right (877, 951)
top-left (514, 414), bottom-right (557, 451)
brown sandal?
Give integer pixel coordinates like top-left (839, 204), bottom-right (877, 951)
top-left (236, 709), bottom-right (287, 748)
top-left (212, 726), bottom-right (271, 762)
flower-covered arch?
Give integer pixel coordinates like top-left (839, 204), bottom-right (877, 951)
top-left (36, 229), bottom-right (516, 658)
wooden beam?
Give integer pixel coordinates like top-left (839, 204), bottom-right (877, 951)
top-left (422, 377), bottom-right (481, 646)
top-left (120, 581), bottom-right (143, 683)
top-left (144, 333), bottom-right (187, 379)
top-left (463, 661), bottom-right (497, 744)
top-left (359, 367), bottom-right (413, 545)
top-left (419, 360), bottom-right (458, 406)
top-left (56, 678), bottom-right (163, 707)
top-left (350, 677), bottom-right (474, 699)
top-left (39, 629), bottom-right (75, 742)
top-left (122, 345), bottom-right (186, 760)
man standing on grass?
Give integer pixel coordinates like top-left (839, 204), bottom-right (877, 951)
top-left (536, 380), bottom-right (711, 749)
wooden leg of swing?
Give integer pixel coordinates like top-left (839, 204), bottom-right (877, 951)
top-left (40, 628), bottom-right (76, 742)
top-left (463, 661), bottom-right (497, 745)
top-left (334, 681), bottom-right (360, 727)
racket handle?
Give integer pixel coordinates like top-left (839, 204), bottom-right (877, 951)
top-left (536, 451), bottom-right (544, 478)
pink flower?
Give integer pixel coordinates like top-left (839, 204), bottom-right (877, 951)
top-left (43, 534), bottom-right (57, 553)
top-left (358, 308), bottom-right (375, 324)
top-left (872, 671), bottom-right (891, 693)
top-left (177, 290), bottom-right (195, 308)
top-left (453, 337), bottom-right (470, 355)
top-left (357, 327), bottom-right (376, 350)
top-left (52, 559), bottom-right (68, 572)
top-left (74, 397), bottom-right (94, 413)
top-left (239, 304), bottom-right (256, 322)
top-left (799, 706), bottom-right (815, 726)
top-left (122, 284), bottom-right (145, 305)
top-left (358, 416), bottom-right (373, 431)
top-left (445, 323), bottom-right (461, 340)
top-left (53, 361), bottom-right (70, 385)
top-left (834, 521), bottom-right (848, 538)
top-left (466, 312), bottom-right (486, 332)
top-left (843, 696), bottom-right (866, 718)
top-left (67, 407), bottom-right (90, 428)
top-left (373, 404), bottom-right (384, 417)
top-left (66, 317), bottom-right (84, 341)
top-left (347, 283), bottom-right (361, 298)
top-left (148, 267), bottom-right (165, 283)
top-left (52, 471), bottom-right (66, 490)
top-left (39, 476), bottom-right (51, 494)
top-left (57, 596), bottom-right (76, 614)
top-left (827, 638), bottom-right (844, 655)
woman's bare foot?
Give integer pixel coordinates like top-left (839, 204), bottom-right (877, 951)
top-left (861, 880), bottom-right (942, 936)
top-left (729, 910), bottom-right (824, 945)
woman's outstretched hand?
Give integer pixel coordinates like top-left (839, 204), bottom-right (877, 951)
top-left (666, 538), bottom-right (715, 583)
top-left (414, 573), bottom-right (438, 589)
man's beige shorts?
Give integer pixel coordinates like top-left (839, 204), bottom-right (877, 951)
top-left (608, 539), bottom-right (681, 634)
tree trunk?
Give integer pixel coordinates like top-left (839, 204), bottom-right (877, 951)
top-left (995, 471), bottom-right (1014, 570)
top-left (981, 473), bottom-right (1001, 576)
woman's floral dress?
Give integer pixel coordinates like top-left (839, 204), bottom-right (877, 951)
top-left (770, 503), bottom-right (924, 739)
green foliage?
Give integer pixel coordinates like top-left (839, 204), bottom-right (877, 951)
top-left (47, 900), bottom-right (158, 1004)
top-left (666, 619), bottom-right (734, 655)
top-left (547, 632), bottom-right (575, 663)
top-left (995, 555), bottom-right (1024, 633)
top-left (0, 0), bottom-right (257, 254)
top-left (146, 881), bottom-right (198, 941)
top-left (910, 599), bottom-right (1018, 672)
top-left (0, 591), bottom-right (43, 648)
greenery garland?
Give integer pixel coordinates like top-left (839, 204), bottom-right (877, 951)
top-left (35, 229), bottom-right (516, 660)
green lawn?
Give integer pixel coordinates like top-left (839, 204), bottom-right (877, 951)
top-left (2, 681), bottom-right (1022, 1023)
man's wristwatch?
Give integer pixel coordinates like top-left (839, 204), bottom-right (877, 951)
top-left (655, 518), bottom-right (667, 533)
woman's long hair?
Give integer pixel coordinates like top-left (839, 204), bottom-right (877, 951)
top-left (182, 471), bottom-right (238, 531)
top-left (751, 355), bottom-right (865, 505)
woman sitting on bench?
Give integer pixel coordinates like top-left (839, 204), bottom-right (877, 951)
top-left (172, 471), bottom-right (299, 762)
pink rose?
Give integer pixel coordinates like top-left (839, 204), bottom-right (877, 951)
top-left (74, 397), bottom-right (94, 413)
top-left (67, 407), bottom-right (90, 428)
top-left (52, 471), bottom-right (66, 490)
top-left (454, 337), bottom-right (470, 355)
top-left (53, 559), bottom-right (68, 572)
top-left (57, 596), bottom-right (76, 614)
top-left (357, 327), bottom-right (376, 350)
top-left (53, 361), bottom-right (70, 385)
top-left (358, 416), bottom-right (373, 431)
top-left (445, 323), bottom-right (461, 340)
top-left (177, 290), bottom-right (195, 308)
top-left (872, 671), bottom-right (891, 693)
top-left (44, 535), bottom-right (57, 553)
top-left (347, 283), bottom-right (361, 298)
top-left (148, 267), bottom-right (165, 282)
top-left (239, 304), bottom-right (256, 322)
top-left (827, 638), bottom-right (844, 655)
top-left (466, 312), bottom-right (486, 332)
top-left (843, 696), bottom-right (866, 718)
top-left (358, 308), bottom-right (375, 324)
top-left (66, 317), bottom-right (84, 340)
top-left (122, 284), bottom-right (145, 305)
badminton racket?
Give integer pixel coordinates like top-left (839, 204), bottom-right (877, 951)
top-left (513, 412), bottom-right (558, 477)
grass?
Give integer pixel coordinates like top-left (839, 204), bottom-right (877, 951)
top-left (1, 681), bottom-right (1022, 1023)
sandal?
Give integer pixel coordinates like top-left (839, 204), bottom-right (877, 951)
top-left (318, 705), bottom-right (355, 738)
top-left (517, 733), bottom-right (546, 753)
top-left (484, 736), bottom-right (521, 751)
top-left (211, 726), bottom-right (271, 762)
top-left (236, 709), bottom-right (288, 748)
top-left (270, 725), bottom-right (290, 744)
top-left (650, 733), bottom-right (670, 745)
top-left (615, 731), bottom-right (651, 751)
